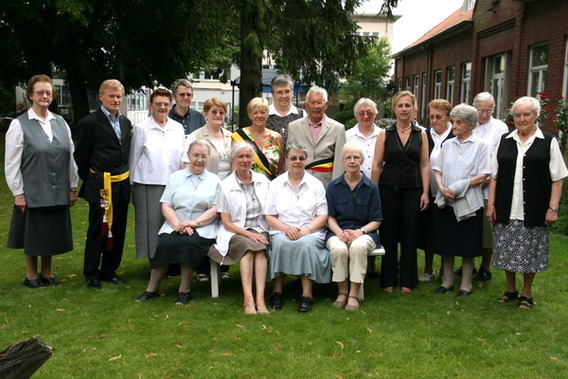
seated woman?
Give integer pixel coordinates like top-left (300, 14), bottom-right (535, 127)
top-left (232, 97), bottom-right (284, 179)
top-left (433, 104), bottom-right (491, 297)
top-left (208, 142), bottom-right (271, 315)
top-left (264, 143), bottom-right (329, 313)
top-left (326, 142), bottom-right (383, 311)
top-left (135, 140), bottom-right (220, 304)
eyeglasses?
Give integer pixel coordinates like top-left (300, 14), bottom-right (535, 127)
top-left (288, 156), bottom-right (306, 161)
top-left (178, 93), bottom-right (193, 97)
top-left (307, 101), bottom-right (325, 106)
top-left (34, 90), bottom-right (52, 96)
top-left (191, 153), bottom-right (208, 160)
top-left (152, 102), bottom-right (170, 107)
top-left (209, 110), bottom-right (226, 116)
top-left (428, 115), bottom-right (446, 120)
top-left (356, 111), bottom-right (375, 117)
top-left (477, 109), bottom-right (494, 114)
top-left (274, 90), bottom-right (292, 96)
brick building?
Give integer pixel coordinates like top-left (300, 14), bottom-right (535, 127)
top-left (393, 0), bottom-right (568, 132)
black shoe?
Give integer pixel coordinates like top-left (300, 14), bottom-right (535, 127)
top-left (40, 276), bottom-right (59, 286)
top-left (270, 292), bottom-right (283, 310)
top-left (136, 290), bottom-right (159, 302)
top-left (104, 276), bottom-right (127, 285)
top-left (174, 292), bottom-right (193, 305)
top-left (457, 289), bottom-right (473, 298)
top-left (23, 278), bottom-right (43, 288)
top-left (434, 286), bottom-right (453, 294)
top-left (474, 269), bottom-right (492, 282)
top-left (454, 266), bottom-right (477, 276)
top-left (297, 296), bottom-right (314, 313)
top-left (87, 279), bottom-right (101, 289)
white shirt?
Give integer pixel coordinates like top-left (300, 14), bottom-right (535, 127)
top-left (268, 103), bottom-right (305, 117)
top-left (129, 116), bottom-right (185, 185)
top-left (264, 171), bottom-right (328, 240)
top-left (345, 123), bottom-right (382, 179)
top-left (491, 128), bottom-right (568, 221)
top-left (473, 116), bottom-right (508, 199)
top-left (428, 123), bottom-right (453, 196)
top-left (5, 109), bottom-right (78, 196)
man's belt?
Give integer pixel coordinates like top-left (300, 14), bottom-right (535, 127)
top-left (89, 168), bottom-right (129, 231)
top-left (305, 157), bottom-right (334, 173)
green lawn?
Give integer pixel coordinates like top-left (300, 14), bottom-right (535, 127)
top-left (1, 138), bottom-right (567, 378)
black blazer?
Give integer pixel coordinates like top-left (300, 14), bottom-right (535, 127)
top-left (74, 107), bottom-right (132, 203)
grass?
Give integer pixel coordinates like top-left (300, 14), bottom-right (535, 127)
top-left (1, 135), bottom-right (568, 378)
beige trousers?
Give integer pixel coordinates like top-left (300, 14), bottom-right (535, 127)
top-left (327, 235), bottom-right (376, 283)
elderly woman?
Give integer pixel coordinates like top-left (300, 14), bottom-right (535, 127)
top-left (418, 99), bottom-right (455, 282)
top-left (487, 96), bottom-right (568, 309)
top-left (5, 74), bottom-right (78, 288)
top-left (326, 142), bottom-right (382, 311)
top-left (184, 98), bottom-right (232, 180)
top-left (232, 97), bottom-right (284, 180)
top-left (264, 143), bottom-right (329, 313)
top-left (266, 74), bottom-right (305, 144)
top-left (433, 104), bottom-right (491, 297)
top-left (371, 91), bottom-right (430, 294)
top-left (208, 142), bottom-right (271, 314)
top-left (129, 88), bottom-right (185, 262)
top-left (135, 140), bottom-right (220, 304)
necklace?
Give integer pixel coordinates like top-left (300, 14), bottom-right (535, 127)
top-left (189, 175), bottom-right (202, 190)
top-left (396, 124), bottom-right (412, 133)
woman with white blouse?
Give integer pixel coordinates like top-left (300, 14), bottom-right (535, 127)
top-left (264, 143), bottom-right (330, 313)
top-left (129, 88), bottom-right (185, 262)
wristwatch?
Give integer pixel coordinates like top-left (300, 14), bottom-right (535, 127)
top-left (549, 205), bottom-right (558, 212)
top-left (360, 227), bottom-right (366, 234)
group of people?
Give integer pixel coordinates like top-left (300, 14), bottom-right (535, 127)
top-left (5, 73), bottom-right (567, 314)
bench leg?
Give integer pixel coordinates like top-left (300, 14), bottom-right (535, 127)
top-left (210, 259), bottom-right (220, 298)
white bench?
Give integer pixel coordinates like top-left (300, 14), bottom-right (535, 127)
top-left (359, 247), bottom-right (385, 301)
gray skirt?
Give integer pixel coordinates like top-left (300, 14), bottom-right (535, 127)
top-left (492, 219), bottom-right (549, 273)
top-left (8, 205), bottom-right (73, 256)
top-left (208, 230), bottom-right (269, 265)
top-left (133, 184), bottom-right (165, 258)
top-left (268, 233), bottom-right (331, 283)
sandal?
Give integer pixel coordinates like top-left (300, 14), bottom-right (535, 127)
top-left (401, 287), bottom-right (412, 295)
top-left (518, 296), bottom-right (534, 310)
top-left (383, 287), bottom-right (394, 293)
top-left (256, 302), bottom-right (270, 314)
top-left (243, 303), bottom-right (257, 315)
top-left (497, 291), bottom-right (519, 303)
top-left (332, 293), bottom-right (348, 308)
top-left (345, 296), bottom-right (360, 311)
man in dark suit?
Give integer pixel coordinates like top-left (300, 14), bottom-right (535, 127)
top-left (74, 79), bottom-right (132, 289)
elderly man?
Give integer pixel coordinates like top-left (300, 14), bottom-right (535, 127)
top-left (471, 91), bottom-right (509, 282)
top-left (287, 86), bottom-right (346, 187)
top-left (267, 74), bottom-right (305, 144)
top-left (168, 78), bottom-right (206, 135)
top-left (74, 79), bottom-right (132, 289)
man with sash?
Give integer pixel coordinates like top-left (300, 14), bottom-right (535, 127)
top-left (74, 79), bottom-right (132, 289)
top-left (287, 86), bottom-right (346, 187)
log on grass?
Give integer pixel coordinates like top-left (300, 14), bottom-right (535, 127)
top-left (0, 336), bottom-right (52, 379)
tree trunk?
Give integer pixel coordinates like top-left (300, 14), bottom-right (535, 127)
top-left (0, 337), bottom-right (52, 379)
top-left (66, 67), bottom-right (91, 130)
top-left (239, 0), bottom-right (263, 129)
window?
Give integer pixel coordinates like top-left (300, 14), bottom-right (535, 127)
top-left (528, 44), bottom-right (548, 96)
top-left (405, 77), bottom-right (410, 92)
top-left (564, 40), bottom-right (568, 98)
top-left (446, 66), bottom-right (455, 103)
top-left (433, 70), bottom-right (442, 99)
top-left (461, 62), bottom-right (472, 103)
top-left (487, 53), bottom-right (507, 118)
top-left (413, 75), bottom-right (420, 98)
top-left (421, 73), bottom-right (427, 119)
top-left (397, 78), bottom-right (402, 92)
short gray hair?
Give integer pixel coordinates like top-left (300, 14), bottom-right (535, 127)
top-left (306, 86), bottom-right (328, 102)
top-left (342, 142), bottom-right (365, 162)
top-left (172, 78), bottom-right (193, 96)
top-left (472, 92), bottom-right (495, 108)
top-left (354, 97), bottom-right (378, 115)
top-left (511, 96), bottom-right (541, 118)
top-left (450, 103), bottom-right (478, 128)
top-left (230, 141), bottom-right (255, 159)
top-left (188, 139), bottom-right (211, 156)
top-left (286, 142), bottom-right (309, 158)
top-left (271, 74), bottom-right (294, 92)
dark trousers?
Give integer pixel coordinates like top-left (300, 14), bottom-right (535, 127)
top-left (379, 185), bottom-right (421, 289)
top-left (83, 199), bottom-right (128, 280)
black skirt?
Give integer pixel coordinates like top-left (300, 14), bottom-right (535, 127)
top-left (8, 205), bottom-right (73, 256)
top-left (434, 206), bottom-right (483, 257)
top-left (152, 231), bottom-right (215, 270)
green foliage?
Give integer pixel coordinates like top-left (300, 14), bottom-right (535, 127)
top-left (340, 37), bottom-right (392, 106)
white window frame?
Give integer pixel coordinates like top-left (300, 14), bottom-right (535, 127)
top-left (461, 62), bottom-right (472, 103)
top-left (446, 66), bottom-right (455, 103)
top-left (433, 70), bottom-right (442, 99)
top-left (528, 44), bottom-right (548, 96)
top-left (486, 54), bottom-right (506, 119)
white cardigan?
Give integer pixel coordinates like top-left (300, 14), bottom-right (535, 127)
top-left (213, 170), bottom-right (270, 258)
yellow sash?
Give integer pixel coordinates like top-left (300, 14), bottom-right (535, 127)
top-left (90, 169), bottom-right (129, 230)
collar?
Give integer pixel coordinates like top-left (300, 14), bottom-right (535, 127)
top-left (506, 127), bottom-right (544, 140)
top-left (269, 103), bottom-right (300, 117)
top-left (27, 108), bottom-right (55, 122)
top-left (352, 123), bottom-right (380, 137)
top-left (172, 104), bottom-right (190, 118)
top-left (431, 123), bottom-right (452, 139)
top-left (100, 105), bottom-right (121, 121)
top-left (335, 172), bottom-right (370, 188)
top-left (308, 115), bottom-right (326, 128)
top-left (185, 167), bottom-right (207, 178)
top-left (451, 133), bottom-right (477, 145)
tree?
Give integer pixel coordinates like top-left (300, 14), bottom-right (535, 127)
top-left (340, 37), bottom-right (392, 107)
